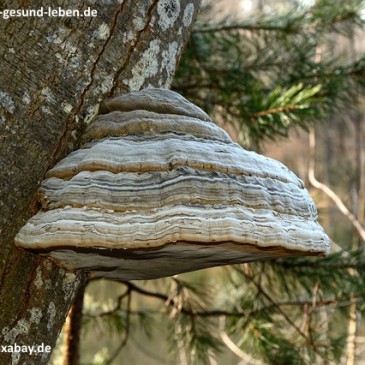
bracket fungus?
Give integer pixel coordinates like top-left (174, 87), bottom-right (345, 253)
top-left (15, 89), bottom-right (330, 280)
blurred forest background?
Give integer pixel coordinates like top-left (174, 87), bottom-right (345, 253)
top-left (52, 0), bottom-right (365, 364)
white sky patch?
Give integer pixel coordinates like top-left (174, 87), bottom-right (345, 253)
top-left (297, 0), bottom-right (315, 7)
top-left (241, 0), bottom-right (253, 13)
top-left (361, 7), bottom-right (365, 20)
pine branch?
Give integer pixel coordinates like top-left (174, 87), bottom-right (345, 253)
top-left (233, 266), bottom-right (326, 356)
top-left (102, 288), bottom-right (131, 365)
top-left (83, 271), bottom-right (365, 364)
top-left (193, 22), bottom-right (303, 34)
top-left (219, 317), bottom-right (268, 365)
top-left (253, 104), bottom-right (307, 117)
top-left (174, 0), bottom-right (365, 148)
top-left (84, 290), bottom-right (365, 320)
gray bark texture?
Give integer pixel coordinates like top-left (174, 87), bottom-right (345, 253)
top-left (0, 1), bottom-right (200, 364)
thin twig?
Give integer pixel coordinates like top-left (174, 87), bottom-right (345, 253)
top-left (86, 280), bottom-right (365, 322)
top-left (103, 289), bottom-right (132, 365)
top-left (88, 288), bottom-right (130, 318)
top-left (192, 10), bottom-right (358, 35)
top-left (308, 129), bottom-right (365, 243)
top-left (253, 104), bottom-right (305, 118)
top-left (193, 23), bottom-right (303, 34)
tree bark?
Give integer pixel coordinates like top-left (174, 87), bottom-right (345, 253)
top-left (0, 1), bottom-right (200, 364)
top-left (62, 284), bottom-right (86, 365)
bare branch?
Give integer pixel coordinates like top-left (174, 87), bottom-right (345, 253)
top-left (308, 129), bottom-right (365, 243)
top-left (86, 279), bottom-right (365, 322)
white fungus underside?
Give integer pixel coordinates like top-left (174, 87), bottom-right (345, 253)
top-left (47, 244), bottom-right (309, 281)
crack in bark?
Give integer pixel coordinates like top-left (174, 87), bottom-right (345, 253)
top-left (47, 113), bottom-right (77, 170)
top-left (7, 257), bottom-right (40, 333)
top-left (49, 2), bottom-right (127, 168)
top-left (47, 0), bottom-right (160, 169)
top-left (74, 1), bottom-right (127, 115)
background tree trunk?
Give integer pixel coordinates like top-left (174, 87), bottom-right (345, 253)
top-left (0, 1), bottom-right (200, 363)
top-left (62, 284), bottom-right (86, 365)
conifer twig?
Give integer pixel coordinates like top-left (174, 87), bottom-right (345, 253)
top-left (218, 317), bottom-right (267, 365)
top-left (103, 289), bottom-right (131, 365)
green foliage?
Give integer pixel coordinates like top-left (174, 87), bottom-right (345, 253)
top-left (274, 250), bottom-right (365, 297)
top-left (238, 317), bottom-right (308, 365)
top-left (79, 250), bottom-right (365, 364)
top-left (173, 0), bottom-right (365, 148)
top-left (247, 83), bottom-right (323, 140)
top-left (165, 278), bottom-right (222, 364)
top-left (217, 253), bottom-right (365, 364)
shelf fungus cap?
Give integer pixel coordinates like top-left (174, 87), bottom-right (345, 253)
top-left (15, 88), bottom-right (330, 280)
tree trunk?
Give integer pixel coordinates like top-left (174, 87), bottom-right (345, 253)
top-left (62, 284), bottom-right (86, 365)
top-left (0, 1), bottom-right (200, 363)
